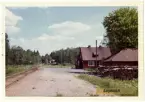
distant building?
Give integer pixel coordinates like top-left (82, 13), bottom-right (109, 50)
top-left (49, 59), bottom-right (57, 65)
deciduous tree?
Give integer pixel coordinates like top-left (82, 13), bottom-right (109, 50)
top-left (102, 7), bottom-right (138, 54)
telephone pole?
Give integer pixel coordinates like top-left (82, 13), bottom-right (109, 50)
top-left (61, 50), bottom-right (62, 68)
top-left (96, 40), bottom-right (97, 67)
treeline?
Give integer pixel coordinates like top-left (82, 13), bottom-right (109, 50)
top-left (49, 48), bottom-right (80, 64)
top-left (41, 48), bottom-right (79, 64)
top-left (6, 33), bottom-right (41, 65)
top-left (6, 33), bottom-right (79, 65)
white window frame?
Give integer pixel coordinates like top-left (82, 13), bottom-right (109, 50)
top-left (88, 61), bottom-right (95, 66)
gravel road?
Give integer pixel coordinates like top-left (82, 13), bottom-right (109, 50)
top-left (6, 67), bottom-right (97, 97)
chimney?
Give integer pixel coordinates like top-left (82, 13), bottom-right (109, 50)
top-left (99, 45), bottom-right (102, 48)
top-left (87, 45), bottom-right (91, 48)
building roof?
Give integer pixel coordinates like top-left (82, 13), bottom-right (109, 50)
top-left (80, 46), bottom-right (111, 61)
top-left (104, 48), bottom-right (138, 62)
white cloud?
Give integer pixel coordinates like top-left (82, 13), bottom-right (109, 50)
top-left (5, 8), bottom-right (23, 34)
top-left (48, 21), bottom-right (91, 36)
top-left (5, 8), bottom-right (22, 26)
top-left (37, 33), bottom-right (75, 41)
top-left (10, 21), bottom-right (104, 55)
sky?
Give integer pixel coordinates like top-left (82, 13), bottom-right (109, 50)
top-left (5, 6), bottom-right (123, 55)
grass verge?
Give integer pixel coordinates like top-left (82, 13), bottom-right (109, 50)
top-left (6, 65), bottom-right (33, 76)
top-left (77, 74), bottom-right (138, 96)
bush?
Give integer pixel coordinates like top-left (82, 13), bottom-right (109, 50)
top-left (6, 68), bottom-right (13, 75)
top-left (6, 65), bottom-right (32, 76)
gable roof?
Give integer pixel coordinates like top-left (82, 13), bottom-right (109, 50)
top-left (80, 47), bottom-right (111, 61)
top-left (104, 48), bottom-right (138, 62)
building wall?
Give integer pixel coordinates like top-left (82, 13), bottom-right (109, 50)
top-left (82, 61), bottom-right (88, 68)
top-left (83, 60), bottom-right (97, 69)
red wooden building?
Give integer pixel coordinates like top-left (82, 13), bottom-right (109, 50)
top-left (75, 46), bottom-right (111, 69)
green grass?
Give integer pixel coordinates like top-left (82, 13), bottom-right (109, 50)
top-left (77, 74), bottom-right (138, 96)
top-left (6, 65), bottom-right (33, 76)
top-left (85, 68), bottom-right (96, 72)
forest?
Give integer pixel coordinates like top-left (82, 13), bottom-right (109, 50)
top-left (42, 48), bottom-right (79, 65)
top-left (6, 33), bottom-right (42, 65)
top-left (6, 33), bottom-right (79, 66)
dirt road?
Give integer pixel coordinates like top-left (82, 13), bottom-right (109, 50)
top-left (6, 67), bottom-right (96, 97)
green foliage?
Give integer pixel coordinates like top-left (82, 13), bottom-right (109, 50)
top-left (50, 47), bottom-right (79, 64)
top-left (77, 74), bottom-right (138, 96)
top-left (6, 33), bottom-right (78, 66)
top-left (6, 65), bottom-right (32, 76)
top-left (102, 7), bottom-right (138, 54)
top-left (85, 68), bottom-right (96, 72)
top-left (41, 54), bottom-right (52, 64)
top-left (6, 33), bottom-right (10, 65)
top-left (5, 33), bottom-right (41, 65)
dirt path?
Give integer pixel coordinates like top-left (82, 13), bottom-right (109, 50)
top-left (6, 68), bottom-right (96, 97)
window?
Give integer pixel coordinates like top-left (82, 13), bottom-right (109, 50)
top-left (88, 61), bottom-right (95, 66)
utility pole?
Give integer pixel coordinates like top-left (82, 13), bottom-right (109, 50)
top-left (61, 50), bottom-right (62, 68)
top-left (96, 40), bottom-right (97, 67)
